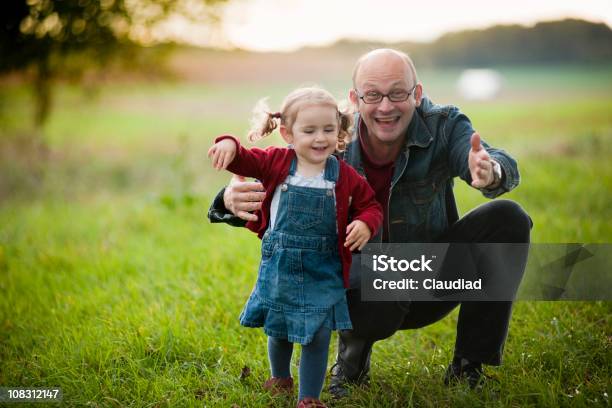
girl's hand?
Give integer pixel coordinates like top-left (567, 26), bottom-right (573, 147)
top-left (344, 220), bottom-right (371, 251)
top-left (207, 139), bottom-right (237, 170)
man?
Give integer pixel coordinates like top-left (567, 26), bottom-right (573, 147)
top-left (208, 49), bottom-right (532, 395)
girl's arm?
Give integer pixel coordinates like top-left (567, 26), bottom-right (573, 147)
top-left (208, 138), bottom-right (237, 170)
top-left (210, 135), bottom-right (272, 181)
top-left (346, 165), bottom-right (383, 237)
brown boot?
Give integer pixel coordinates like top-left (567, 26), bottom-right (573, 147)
top-left (263, 376), bottom-right (294, 396)
top-left (296, 397), bottom-right (327, 408)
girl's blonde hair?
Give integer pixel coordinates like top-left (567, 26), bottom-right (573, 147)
top-left (247, 87), bottom-right (352, 152)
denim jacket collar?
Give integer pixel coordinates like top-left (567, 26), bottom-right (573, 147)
top-left (404, 105), bottom-right (434, 150)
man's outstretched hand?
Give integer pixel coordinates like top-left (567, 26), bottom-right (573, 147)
top-left (468, 132), bottom-right (494, 189)
top-left (223, 175), bottom-right (265, 222)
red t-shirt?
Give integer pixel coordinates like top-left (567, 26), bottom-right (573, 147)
top-left (358, 121), bottom-right (395, 242)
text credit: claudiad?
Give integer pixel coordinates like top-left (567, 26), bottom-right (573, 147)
top-left (371, 255), bottom-right (482, 290)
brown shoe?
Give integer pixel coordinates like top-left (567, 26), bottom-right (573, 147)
top-left (263, 376), bottom-right (294, 396)
top-left (296, 397), bottom-right (327, 408)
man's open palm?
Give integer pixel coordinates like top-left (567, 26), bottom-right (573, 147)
top-left (468, 132), bottom-right (494, 188)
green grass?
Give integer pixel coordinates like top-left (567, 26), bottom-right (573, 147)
top-left (1, 64), bottom-right (611, 406)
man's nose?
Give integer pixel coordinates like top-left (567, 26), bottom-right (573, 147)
top-left (377, 96), bottom-right (395, 112)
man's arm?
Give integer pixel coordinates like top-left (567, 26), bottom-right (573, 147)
top-left (207, 175), bottom-right (265, 226)
top-left (445, 107), bottom-right (520, 198)
top-left (207, 187), bottom-right (248, 227)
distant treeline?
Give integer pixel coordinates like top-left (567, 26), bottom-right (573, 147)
top-left (323, 19), bottom-right (612, 67)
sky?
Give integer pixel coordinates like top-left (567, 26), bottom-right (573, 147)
top-left (155, 0), bottom-right (612, 51)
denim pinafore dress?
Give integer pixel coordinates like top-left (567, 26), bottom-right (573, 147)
top-left (239, 156), bottom-right (352, 345)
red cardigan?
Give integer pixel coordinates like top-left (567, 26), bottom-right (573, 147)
top-left (215, 135), bottom-right (383, 288)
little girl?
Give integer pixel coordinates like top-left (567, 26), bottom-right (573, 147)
top-left (208, 87), bottom-right (382, 408)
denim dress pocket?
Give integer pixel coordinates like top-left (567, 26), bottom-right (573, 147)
top-left (261, 238), bottom-right (276, 259)
top-left (287, 191), bottom-right (324, 229)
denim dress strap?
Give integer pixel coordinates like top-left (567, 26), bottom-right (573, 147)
top-left (287, 155), bottom-right (338, 181)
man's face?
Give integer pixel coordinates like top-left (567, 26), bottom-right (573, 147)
top-left (350, 55), bottom-right (421, 147)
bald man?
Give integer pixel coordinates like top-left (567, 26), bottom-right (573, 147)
top-left (208, 49), bottom-right (532, 395)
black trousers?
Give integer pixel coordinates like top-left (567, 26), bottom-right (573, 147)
top-left (338, 199), bottom-right (532, 377)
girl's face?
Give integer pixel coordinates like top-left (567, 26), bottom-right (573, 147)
top-left (281, 104), bottom-right (339, 168)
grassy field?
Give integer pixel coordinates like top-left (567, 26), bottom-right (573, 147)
top-left (1, 63), bottom-right (611, 407)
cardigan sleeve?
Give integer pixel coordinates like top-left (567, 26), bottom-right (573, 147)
top-left (344, 164), bottom-right (383, 236)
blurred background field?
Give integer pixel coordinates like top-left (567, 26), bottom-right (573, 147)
top-left (1, 3), bottom-right (612, 406)
top-left (2, 58), bottom-right (611, 241)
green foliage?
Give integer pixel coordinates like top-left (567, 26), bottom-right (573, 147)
top-left (329, 19), bottom-right (612, 68)
top-left (0, 0), bottom-right (228, 126)
top-left (426, 19), bottom-right (612, 66)
top-left (1, 0), bottom-right (228, 72)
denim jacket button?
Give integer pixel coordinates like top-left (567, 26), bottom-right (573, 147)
top-left (281, 184), bottom-right (288, 192)
top-left (326, 189), bottom-right (333, 196)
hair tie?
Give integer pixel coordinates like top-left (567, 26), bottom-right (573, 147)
top-left (269, 111), bottom-right (282, 119)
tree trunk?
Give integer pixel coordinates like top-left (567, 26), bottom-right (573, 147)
top-left (33, 56), bottom-right (52, 128)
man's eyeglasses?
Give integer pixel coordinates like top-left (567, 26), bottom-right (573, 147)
top-left (355, 84), bottom-right (417, 104)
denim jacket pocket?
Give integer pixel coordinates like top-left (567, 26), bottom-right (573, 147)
top-left (404, 177), bottom-right (441, 240)
top-left (408, 179), bottom-right (437, 205)
top-left (287, 191), bottom-right (324, 229)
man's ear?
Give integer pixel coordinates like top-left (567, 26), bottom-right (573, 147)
top-left (280, 125), bottom-right (293, 144)
top-left (414, 83), bottom-right (423, 107)
top-left (349, 89), bottom-right (359, 108)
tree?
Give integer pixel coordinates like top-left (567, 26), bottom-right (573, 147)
top-left (0, 0), bottom-right (228, 127)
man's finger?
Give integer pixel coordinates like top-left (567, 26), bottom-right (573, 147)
top-left (230, 174), bottom-right (246, 184)
top-left (236, 190), bottom-right (266, 202)
top-left (235, 200), bottom-right (262, 212)
top-left (478, 160), bottom-right (491, 169)
top-left (236, 210), bottom-right (258, 222)
top-left (232, 181), bottom-right (265, 193)
top-left (470, 132), bottom-right (482, 152)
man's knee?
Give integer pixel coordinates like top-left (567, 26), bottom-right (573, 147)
top-left (490, 200), bottom-right (532, 225)
top-left (488, 200), bottom-right (532, 242)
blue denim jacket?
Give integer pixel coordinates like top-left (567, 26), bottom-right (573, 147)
top-left (342, 96), bottom-right (519, 242)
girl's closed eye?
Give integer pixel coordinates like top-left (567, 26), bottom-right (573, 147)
top-left (324, 126), bottom-right (337, 134)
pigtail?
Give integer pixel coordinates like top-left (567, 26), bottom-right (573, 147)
top-left (336, 106), bottom-right (353, 152)
top-left (247, 98), bottom-right (281, 142)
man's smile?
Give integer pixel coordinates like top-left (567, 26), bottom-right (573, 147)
top-left (374, 116), bottom-right (401, 128)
